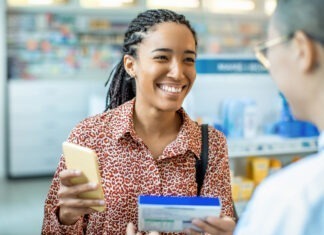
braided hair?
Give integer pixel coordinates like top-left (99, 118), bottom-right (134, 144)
top-left (104, 9), bottom-right (198, 111)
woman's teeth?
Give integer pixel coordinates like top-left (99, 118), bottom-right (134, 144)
top-left (160, 85), bottom-right (182, 93)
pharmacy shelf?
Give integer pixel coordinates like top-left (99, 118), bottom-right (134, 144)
top-left (7, 5), bottom-right (268, 21)
top-left (228, 135), bottom-right (318, 158)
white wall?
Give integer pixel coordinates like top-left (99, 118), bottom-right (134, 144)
top-left (0, 0), bottom-right (6, 178)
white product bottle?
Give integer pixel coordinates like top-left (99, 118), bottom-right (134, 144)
top-left (243, 100), bottom-right (259, 139)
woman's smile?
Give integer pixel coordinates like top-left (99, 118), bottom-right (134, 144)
top-left (157, 84), bottom-right (186, 94)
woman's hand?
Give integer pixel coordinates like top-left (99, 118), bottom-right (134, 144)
top-left (126, 223), bottom-right (159, 235)
top-left (57, 169), bottom-right (106, 225)
top-left (184, 215), bottom-right (236, 235)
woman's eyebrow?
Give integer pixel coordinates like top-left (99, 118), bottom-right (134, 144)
top-left (151, 48), bottom-right (172, 53)
top-left (184, 50), bottom-right (197, 57)
top-left (151, 48), bottom-right (196, 56)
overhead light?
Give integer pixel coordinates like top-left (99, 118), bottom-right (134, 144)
top-left (147, 0), bottom-right (200, 9)
top-left (80, 0), bottom-right (135, 8)
top-left (206, 0), bottom-right (255, 12)
top-left (8, 0), bottom-right (68, 6)
top-left (265, 0), bottom-right (277, 15)
top-left (29, 0), bottom-right (54, 4)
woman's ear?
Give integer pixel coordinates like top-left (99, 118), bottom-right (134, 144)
top-left (294, 30), bottom-right (317, 72)
top-left (124, 54), bottom-right (136, 78)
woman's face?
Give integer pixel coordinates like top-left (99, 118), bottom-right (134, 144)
top-left (126, 22), bottom-right (197, 113)
top-left (267, 20), bottom-right (307, 120)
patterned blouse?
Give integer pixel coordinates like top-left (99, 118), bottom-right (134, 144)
top-left (42, 99), bottom-right (233, 235)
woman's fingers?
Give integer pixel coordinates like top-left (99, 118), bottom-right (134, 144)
top-left (126, 223), bottom-right (137, 235)
top-left (185, 216), bottom-right (235, 235)
top-left (57, 169), bottom-right (106, 225)
top-left (58, 197), bottom-right (105, 208)
top-left (58, 181), bottom-right (99, 198)
top-left (126, 223), bottom-right (144, 235)
top-left (126, 223), bottom-right (160, 235)
top-left (59, 169), bottom-right (82, 186)
top-left (204, 216), bottom-right (235, 232)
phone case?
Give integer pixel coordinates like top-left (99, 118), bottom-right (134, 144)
top-left (62, 141), bottom-right (105, 212)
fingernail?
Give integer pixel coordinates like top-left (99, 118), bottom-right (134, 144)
top-left (89, 182), bottom-right (97, 188)
top-left (98, 200), bottom-right (105, 205)
top-left (74, 170), bottom-right (81, 175)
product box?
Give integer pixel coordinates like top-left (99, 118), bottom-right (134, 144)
top-left (246, 157), bottom-right (270, 185)
top-left (138, 195), bottom-right (221, 232)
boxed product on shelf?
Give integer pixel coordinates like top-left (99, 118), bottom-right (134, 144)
top-left (268, 158), bottom-right (282, 175)
top-left (231, 176), bottom-right (254, 202)
top-left (246, 157), bottom-right (270, 186)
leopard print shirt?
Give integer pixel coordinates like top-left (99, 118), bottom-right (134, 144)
top-left (42, 99), bottom-right (233, 235)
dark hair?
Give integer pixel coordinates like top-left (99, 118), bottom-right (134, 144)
top-left (104, 9), bottom-right (198, 111)
top-left (272, 0), bottom-right (324, 44)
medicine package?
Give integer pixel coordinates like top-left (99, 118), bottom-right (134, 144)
top-left (138, 195), bottom-right (221, 232)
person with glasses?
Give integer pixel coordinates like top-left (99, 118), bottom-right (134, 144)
top-left (234, 0), bottom-right (324, 234)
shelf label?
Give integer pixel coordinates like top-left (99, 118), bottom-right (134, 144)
top-left (196, 58), bottom-right (268, 74)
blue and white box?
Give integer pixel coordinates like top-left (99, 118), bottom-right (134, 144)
top-left (138, 195), bottom-right (222, 232)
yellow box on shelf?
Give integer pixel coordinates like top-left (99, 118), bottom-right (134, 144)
top-left (269, 157), bottom-right (282, 175)
top-left (231, 176), bottom-right (254, 202)
top-left (246, 157), bottom-right (270, 185)
top-left (240, 178), bottom-right (254, 201)
top-left (231, 177), bottom-right (240, 202)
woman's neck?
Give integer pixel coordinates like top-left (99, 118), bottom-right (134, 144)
top-left (133, 103), bottom-right (181, 139)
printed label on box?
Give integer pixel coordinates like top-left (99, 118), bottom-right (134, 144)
top-left (138, 195), bottom-right (221, 232)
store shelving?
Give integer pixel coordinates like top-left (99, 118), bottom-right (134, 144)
top-left (228, 135), bottom-right (318, 158)
top-left (6, 8), bottom-right (267, 80)
top-left (228, 135), bottom-right (318, 217)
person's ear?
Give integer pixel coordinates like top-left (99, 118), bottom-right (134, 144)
top-left (293, 30), bottom-right (317, 72)
top-left (124, 54), bottom-right (136, 78)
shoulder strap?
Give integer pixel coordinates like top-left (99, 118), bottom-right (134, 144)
top-left (196, 124), bottom-right (208, 196)
top-left (195, 124), bottom-right (239, 222)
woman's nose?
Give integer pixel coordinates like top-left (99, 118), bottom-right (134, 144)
top-left (169, 60), bottom-right (185, 80)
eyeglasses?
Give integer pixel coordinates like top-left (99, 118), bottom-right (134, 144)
top-left (254, 34), bottom-right (294, 69)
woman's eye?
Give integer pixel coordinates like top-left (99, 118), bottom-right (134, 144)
top-left (154, 55), bottom-right (168, 61)
top-left (185, 57), bottom-right (196, 63)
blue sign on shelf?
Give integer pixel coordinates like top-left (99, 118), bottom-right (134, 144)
top-left (195, 58), bottom-right (268, 74)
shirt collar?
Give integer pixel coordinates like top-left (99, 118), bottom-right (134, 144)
top-left (168, 108), bottom-right (201, 159)
top-left (108, 99), bottom-right (201, 158)
top-left (109, 99), bottom-right (136, 141)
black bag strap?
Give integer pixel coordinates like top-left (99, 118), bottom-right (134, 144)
top-left (196, 124), bottom-right (239, 222)
top-left (196, 124), bottom-right (209, 196)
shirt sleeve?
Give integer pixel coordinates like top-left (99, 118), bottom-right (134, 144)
top-left (201, 128), bottom-right (234, 217)
top-left (41, 156), bottom-right (86, 235)
top-left (234, 174), bottom-right (318, 235)
top-left (41, 120), bottom-right (92, 235)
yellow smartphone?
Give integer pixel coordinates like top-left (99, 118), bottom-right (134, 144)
top-left (62, 141), bottom-right (105, 212)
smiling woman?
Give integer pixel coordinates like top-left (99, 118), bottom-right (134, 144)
top-left (124, 21), bottom-right (197, 114)
top-left (42, 9), bottom-right (235, 235)
top-left (105, 9), bottom-right (197, 111)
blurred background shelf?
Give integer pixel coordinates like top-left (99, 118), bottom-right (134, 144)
top-left (228, 136), bottom-right (318, 158)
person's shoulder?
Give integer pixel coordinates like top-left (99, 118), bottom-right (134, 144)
top-left (204, 125), bottom-right (228, 156)
top-left (67, 110), bottom-right (116, 143)
top-left (257, 152), bottom-right (324, 198)
top-left (74, 111), bottom-right (113, 130)
top-left (207, 125), bottom-right (226, 139)
top-left (206, 125), bottom-right (227, 146)
top-left (236, 152), bottom-right (324, 235)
